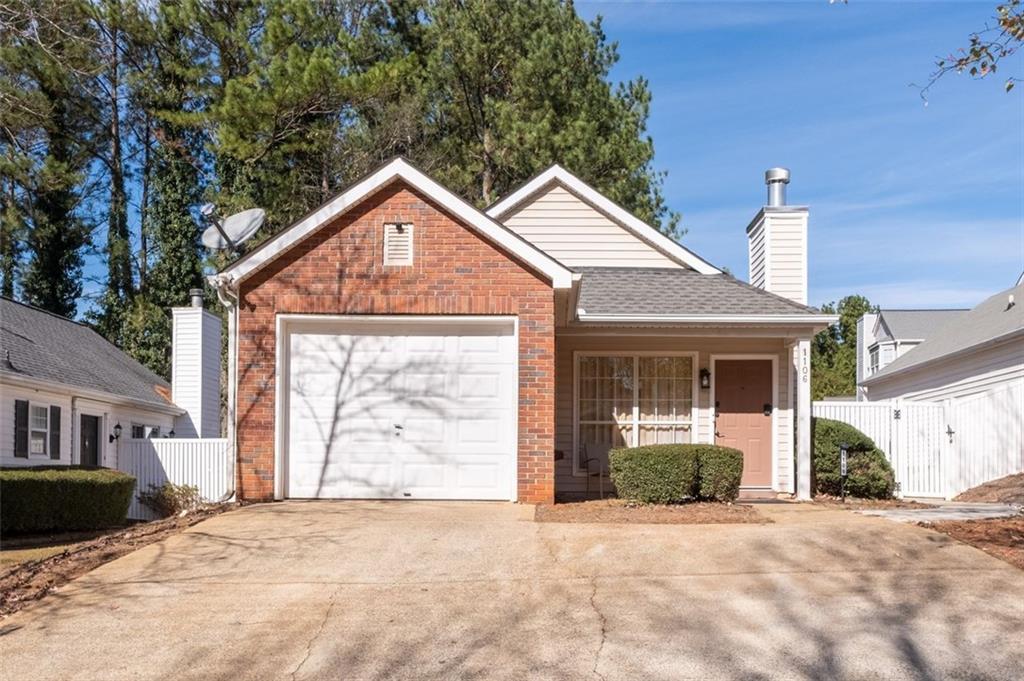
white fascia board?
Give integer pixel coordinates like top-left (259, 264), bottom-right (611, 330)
top-left (486, 165), bottom-right (722, 275)
top-left (219, 158), bottom-right (573, 289)
top-left (576, 312), bottom-right (839, 326)
top-left (0, 371), bottom-right (185, 416)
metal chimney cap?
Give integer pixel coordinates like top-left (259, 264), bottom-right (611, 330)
top-left (189, 288), bottom-right (204, 308)
top-left (765, 167), bottom-right (790, 185)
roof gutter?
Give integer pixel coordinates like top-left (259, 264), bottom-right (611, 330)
top-left (0, 371), bottom-right (184, 416)
top-left (576, 311), bottom-right (838, 326)
top-left (210, 273), bottom-right (239, 504)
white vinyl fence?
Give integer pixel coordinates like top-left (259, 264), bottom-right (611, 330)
top-left (814, 383), bottom-right (1024, 499)
top-left (118, 438), bottom-right (232, 520)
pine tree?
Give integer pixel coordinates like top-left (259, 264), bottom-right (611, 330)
top-left (378, 0), bottom-right (680, 234)
top-left (1, 1), bottom-right (98, 316)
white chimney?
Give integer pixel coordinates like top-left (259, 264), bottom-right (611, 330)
top-left (747, 167), bottom-right (808, 305)
top-left (171, 289), bottom-right (222, 437)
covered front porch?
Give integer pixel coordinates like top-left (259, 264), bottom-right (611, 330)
top-left (552, 325), bottom-right (816, 501)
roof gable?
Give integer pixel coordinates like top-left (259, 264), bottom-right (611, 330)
top-left (218, 158), bottom-right (573, 289)
top-left (865, 284), bottom-right (1024, 383)
top-left (875, 309), bottom-right (968, 342)
top-left (486, 165), bottom-right (721, 274)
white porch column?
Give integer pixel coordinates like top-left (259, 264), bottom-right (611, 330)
top-left (796, 338), bottom-right (812, 499)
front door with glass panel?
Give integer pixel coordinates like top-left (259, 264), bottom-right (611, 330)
top-left (575, 354), bottom-right (696, 475)
top-left (80, 414), bottom-right (100, 466)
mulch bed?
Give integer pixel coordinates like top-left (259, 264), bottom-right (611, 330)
top-left (535, 498), bottom-right (769, 524)
top-left (811, 496), bottom-right (931, 510)
top-left (0, 505), bottom-right (232, 619)
top-left (954, 473), bottom-right (1024, 505)
top-left (921, 516), bottom-right (1024, 571)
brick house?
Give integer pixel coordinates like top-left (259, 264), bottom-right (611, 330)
top-left (211, 158), bottom-right (834, 504)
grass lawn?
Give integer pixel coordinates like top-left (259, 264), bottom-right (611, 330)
top-left (1, 543), bottom-right (79, 569)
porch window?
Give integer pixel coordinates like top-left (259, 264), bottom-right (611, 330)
top-left (575, 353), bottom-right (696, 475)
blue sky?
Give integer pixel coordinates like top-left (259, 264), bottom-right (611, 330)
top-left (577, 0), bottom-right (1023, 308)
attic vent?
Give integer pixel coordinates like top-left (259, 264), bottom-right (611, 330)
top-left (383, 223), bottom-right (413, 266)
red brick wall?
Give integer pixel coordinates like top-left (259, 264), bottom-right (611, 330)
top-left (235, 182), bottom-right (555, 503)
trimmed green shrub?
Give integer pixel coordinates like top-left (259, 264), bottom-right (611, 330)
top-left (609, 445), bottom-right (698, 503)
top-left (608, 444), bottom-right (745, 503)
top-left (812, 418), bottom-right (895, 499)
top-left (139, 482), bottom-right (202, 518)
top-left (0, 467), bottom-right (136, 533)
top-left (693, 445), bottom-right (744, 502)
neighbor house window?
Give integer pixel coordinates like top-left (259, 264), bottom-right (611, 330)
top-left (131, 424), bottom-right (161, 439)
top-left (575, 354), bottom-right (696, 475)
top-left (869, 346), bottom-right (880, 375)
top-left (30, 404), bottom-right (49, 456)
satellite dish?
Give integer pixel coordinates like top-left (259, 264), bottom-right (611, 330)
top-left (201, 208), bottom-right (265, 252)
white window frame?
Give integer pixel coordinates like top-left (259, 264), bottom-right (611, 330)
top-left (28, 402), bottom-right (51, 458)
top-left (868, 345), bottom-right (880, 375)
top-left (130, 423), bottom-right (161, 440)
top-left (572, 351), bottom-right (699, 477)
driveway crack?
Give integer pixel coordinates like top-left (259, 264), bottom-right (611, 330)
top-left (290, 586), bottom-right (340, 680)
top-left (589, 576), bottom-right (608, 681)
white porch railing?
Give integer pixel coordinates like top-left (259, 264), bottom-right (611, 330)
top-left (118, 438), bottom-right (232, 520)
top-left (814, 382), bottom-right (1024, 499)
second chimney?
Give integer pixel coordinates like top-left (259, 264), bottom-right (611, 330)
top-left (747, 167), bottom-right (808, 305)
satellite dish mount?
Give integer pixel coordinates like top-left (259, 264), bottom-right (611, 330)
top-left (201, 204), bottom-right (265, 253)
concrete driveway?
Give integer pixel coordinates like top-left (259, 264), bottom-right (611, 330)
top-left (1, 501), bottom-right (1022, 680)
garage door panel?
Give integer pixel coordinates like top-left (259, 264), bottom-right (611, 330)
top-left (286, 319), bottom-right (515, 500)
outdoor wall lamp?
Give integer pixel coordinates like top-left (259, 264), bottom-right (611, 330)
top-left (699, 368), bottom-right (711, 389)
top-left (109, 422), bottom-right (122, 443)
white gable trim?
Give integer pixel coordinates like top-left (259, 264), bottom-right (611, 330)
top-left (486, 165), bottom-right (721, 275)
top-left (219, 158), bottom-right (573, 289)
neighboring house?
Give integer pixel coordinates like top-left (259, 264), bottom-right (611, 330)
top-left (860, 282), bottom-right (1024, 403)
top-left (0, 295), bottom-right (220, 468)
top-left (856, 309), bottom-right (967, 400)
top-left (208, 158), bottom-right (835, 504)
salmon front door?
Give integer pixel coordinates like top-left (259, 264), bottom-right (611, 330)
top-left (714, 359), bottom-right (773, 488)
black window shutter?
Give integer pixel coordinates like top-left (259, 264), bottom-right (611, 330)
top-left (49, 405), bottom-right (61, 460)
top-left (14, 399), bottom-right (28, 458)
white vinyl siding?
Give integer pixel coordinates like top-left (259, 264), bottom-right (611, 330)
top-left (171, 307), bottom-right (221, 438)
top-left (555, 335), bottom-right (795, 497)
top-left (766, 212), bottom-right (807, 305)
top-left (865, 336), bottom-right (1024, 403)
top-left (748, 219), bottom-right (767, 289)
top-left (0, 380), bottom-right (174, 468)
top-left (501, 183), bottom-right (685, 269)
top-left (747, 209), bottom-right (807, 305)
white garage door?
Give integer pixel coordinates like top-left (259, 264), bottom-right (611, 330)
top-left (285, 318), bottom-right (517, 500)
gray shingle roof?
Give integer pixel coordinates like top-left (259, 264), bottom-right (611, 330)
top-left (575, 267), bottom-right (824, 317)
top-left (867, 283), bottom-right (1024, 382)
top-left (0, 297), bottom-right (174, 410)
top-left (876, 309), bottom-right (968, 341)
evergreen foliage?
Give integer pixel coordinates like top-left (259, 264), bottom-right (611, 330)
top-left (1, 0), bottom-right (684, 373)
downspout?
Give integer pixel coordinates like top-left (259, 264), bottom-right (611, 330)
top-left (212, 273), bottom-right (239, 503)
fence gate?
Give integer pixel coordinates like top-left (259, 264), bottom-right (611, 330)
top-left (812, 400), bottom-right (948, 498)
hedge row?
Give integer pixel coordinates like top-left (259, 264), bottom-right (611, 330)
top-left (0, 467), bottom-right (136, 533)
top-left (608, 444), bottom-right (744, 503)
